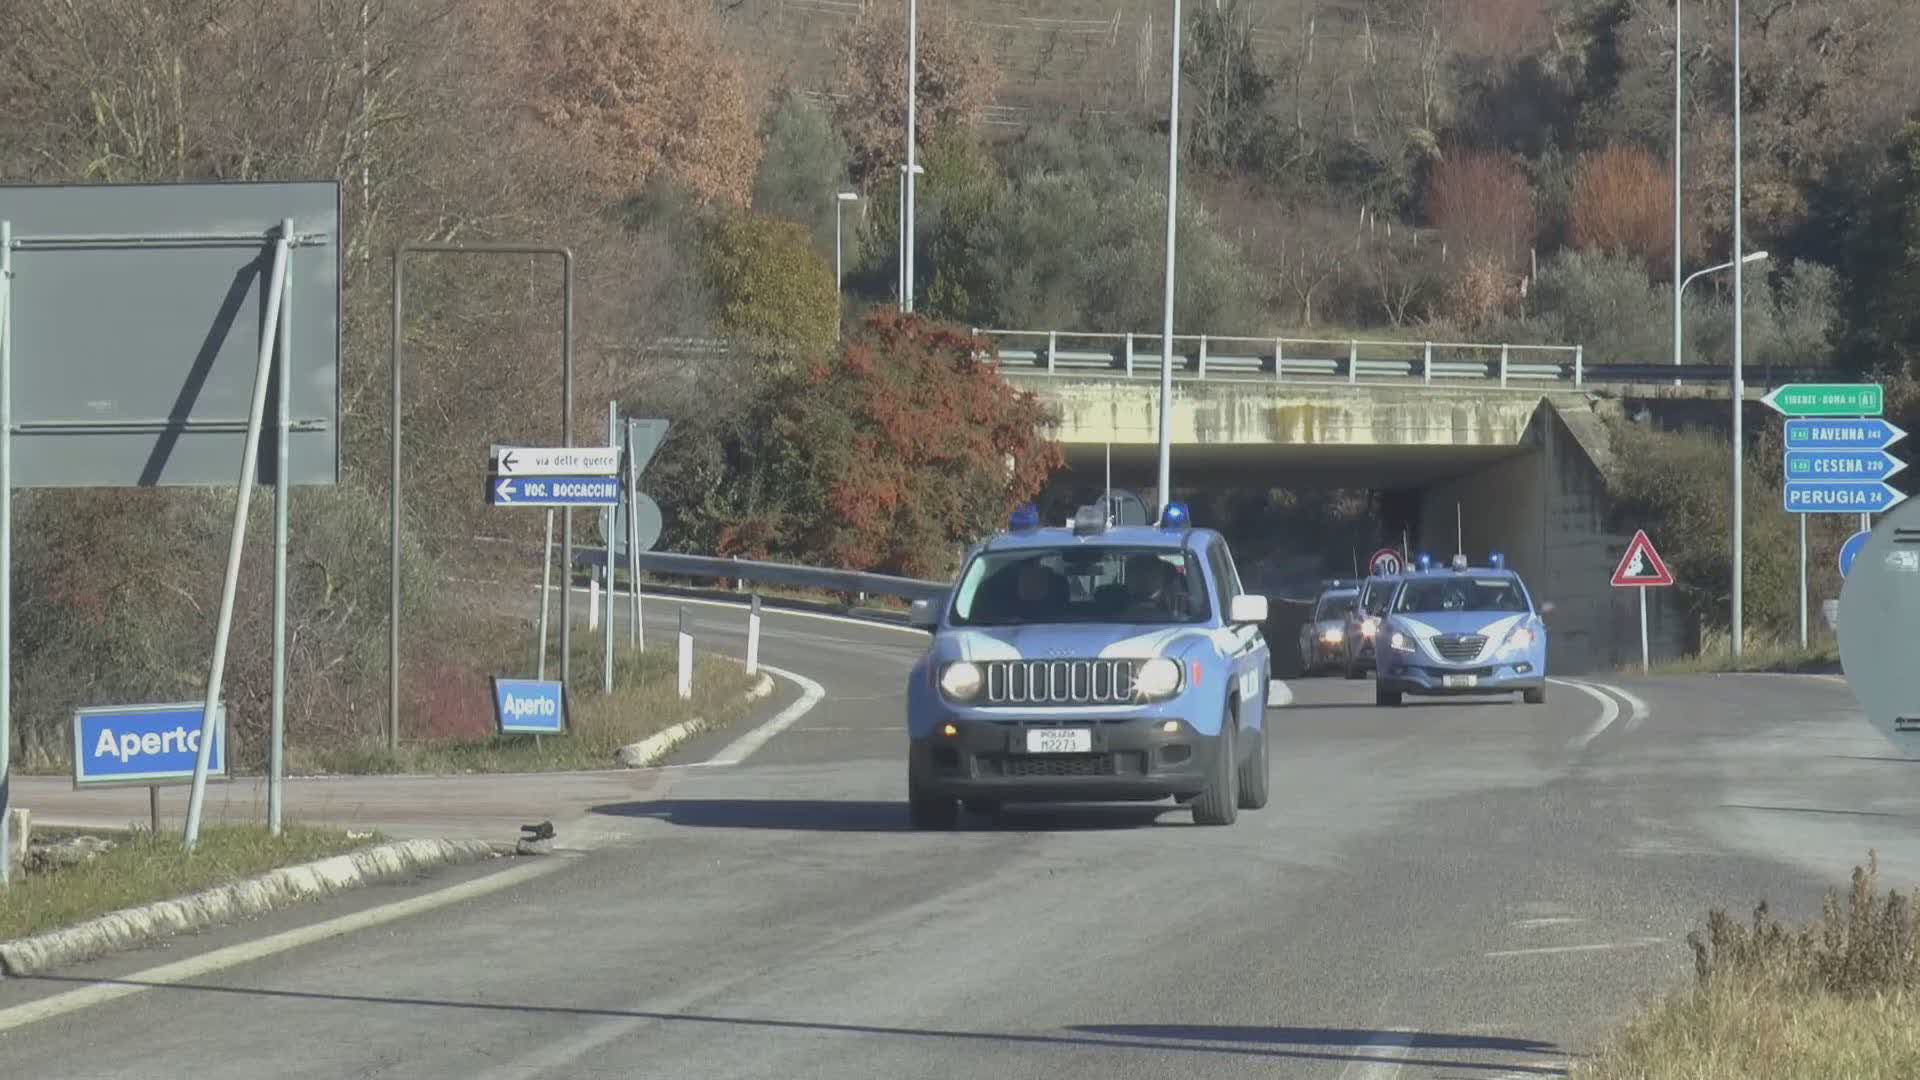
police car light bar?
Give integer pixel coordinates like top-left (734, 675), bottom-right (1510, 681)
top-left (1417, 553), bottom-right (1432, 570)
top-left (1009, 504), bottom-right (1041, 532)
top-left (1490, 551), bottom-right (1506, 568)
top-left (1159, 502), bottom-right (1191, 530)
top-left (1451, 553), bottom-right (1469, 571)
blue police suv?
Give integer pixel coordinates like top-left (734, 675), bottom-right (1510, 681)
top-left (905, 503), bottom-right (1274, 828)
top-left (1373, 554), bottom-right (1549, 707)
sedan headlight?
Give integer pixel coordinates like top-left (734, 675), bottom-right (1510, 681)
top-left (939, 661), bottom-right (983, 702)
top-left (1388, 630), bottom-right (1415, 653)
top-left (1134, 657), bottom-right (1184, 700)
top-left (1320, 627), bottom-right (1345, 644)
top-left (1361, 617), bottom-right (1380, 638)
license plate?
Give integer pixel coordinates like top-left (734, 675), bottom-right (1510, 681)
top-left (1443, 674), bottom-right (1478, 689)
top-left (1025, 728), bottom-right (1092, 753)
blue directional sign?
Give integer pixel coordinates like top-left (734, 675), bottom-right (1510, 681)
top-left (1785, 449), bottom-right (1907, 482)
top-left (1783, 479), bottom-right (1908, 514)
top-left (72, 702), bottom-right (227, 788)
top-left (1783, 418), bottom-right (1907, 452)
top-left (1839, 529), bottom-right (1872, 578)
top-left (491, 677), bottom-right (567, 734)
top-left (490, 475), bottom-right (620, 508)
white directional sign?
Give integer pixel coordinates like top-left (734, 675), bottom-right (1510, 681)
top-left (493, 446), bottom-right (621, 477)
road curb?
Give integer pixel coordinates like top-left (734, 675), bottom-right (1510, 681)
top-left (613, 672), bottom-right (777, 768)
top-left (0, 836), bottom-right (503, 979)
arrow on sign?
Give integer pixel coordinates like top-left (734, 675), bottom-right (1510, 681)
top-left (1611, 529), bottom-right (1674, 588)
top-left (500, 450), bottom-right (519, 473)
top-left (494, 477), bottom-right (513, 505)
top-left (1783, 418), bottom-right (1908, 452)
top-left (1783, 479), bottom-right (1908, 514)
top-left (1761, 383), bottom-right (1885, 418)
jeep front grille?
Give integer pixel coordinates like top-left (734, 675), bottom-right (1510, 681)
top-left (983, 659), bottom-right (1137, 705)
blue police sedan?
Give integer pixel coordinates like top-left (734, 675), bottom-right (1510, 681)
top-left (1373, 555), bottom-right (1549, 707)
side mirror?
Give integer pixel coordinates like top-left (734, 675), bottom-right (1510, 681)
top-left (909, 598), bottom-right (939, 629)
top-left (1538, 601), bottom-right (1556, 617)
top-left (1229, 594), bottom-right (1269, 624)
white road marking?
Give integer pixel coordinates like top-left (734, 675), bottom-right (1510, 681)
top-left (705, 664), bottom-right (827, 766)
top-left (1484, 938), bottom-right (1666, 959)
top-left (0, 856), bottom-right (570, 1033)
top-left (1512, 917), bottom-right (1584, 929)
top-left (1554, 679), bottom-right (1620, 750)
top-left (1604, 682), bottom-right (1652, 731)
top-left (1339, 1027), bottom-right (1419, 1080)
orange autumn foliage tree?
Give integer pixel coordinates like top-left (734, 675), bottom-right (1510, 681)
top-left (523, 0), bottom-right (762, 206)
top-left (770, 312), bottom-right (1062, 578)
top-left (1569, 144), bottom-right (1676, 274)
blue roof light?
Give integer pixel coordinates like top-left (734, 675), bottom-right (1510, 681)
top-left (1489, 551), bottom-right (1506, 569)
top-left (1009, 504), bottom-right (1040, 532)
top-left (1417, 552), bottom-right (1432, 570)
top-left (1159, 501), bottom-right (1191, 530)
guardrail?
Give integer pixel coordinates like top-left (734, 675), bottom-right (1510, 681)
top-left (970, 329), bottom-right (1823, 390)
top-left (572, 547), bottom-right (951, 603)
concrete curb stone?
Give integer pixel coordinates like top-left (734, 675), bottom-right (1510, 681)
top-left (613, 672), bottom-right (776, 768)
top-left (0, 836), bottom-right (504, 979)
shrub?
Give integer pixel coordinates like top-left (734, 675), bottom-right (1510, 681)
top-left (699, 211), bottom-right (839, 359)
top-left (751, 91), bottom-right (855, 256)
top-left (1525, 248), bottom-right (1672, 363)
top-left (1569, 144), bottom-right (1674, 274)
top-left (832, 1), bottom-right (998, 185)
top-left (1424, 150), bottom-right (1536, 271)
top-left (1690, 851), bottom-right (1920, 998)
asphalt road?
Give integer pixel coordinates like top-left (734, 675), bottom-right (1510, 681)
top-left (2, 605), bottom-right (1915, 1080)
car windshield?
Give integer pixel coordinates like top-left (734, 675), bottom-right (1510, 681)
top-left (948, 546), bottom-right (1211, 626)
top-left (1393, 576), bottom-right (1530, 614)
top-left (1315, 594), bottom-right (1355, 621)
top-left (1362, 584), bottom-right (1393, 615)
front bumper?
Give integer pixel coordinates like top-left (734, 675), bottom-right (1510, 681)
top-left (1376, 652), bottom-right (1541, 694)
top-left (909, 715), bottom-right (1223, 801)
top-left (1306, 638), bottom-right (1346, 664)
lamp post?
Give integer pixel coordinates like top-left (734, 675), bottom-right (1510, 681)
top-left (904, 0), bottom-right (918, 313)
top-left (1675, 251), bottom-right (1767, 371)
top-left (1155, 0), bottom-right (1183, 520)
top-left (1672, 0), bottom-right (1684, 389)
top-left (895, 163), bottom-right (923, 312)
top-left (1731, 0), bottom-right (1747, 659)
top-left (834, 192), bottom-right (858, 337)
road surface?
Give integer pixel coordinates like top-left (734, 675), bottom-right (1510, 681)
top-left (2, 603), bottom-right (1914, 1080)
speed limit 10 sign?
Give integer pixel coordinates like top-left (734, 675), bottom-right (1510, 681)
top-left (1367, 548), bottom-right (1404, 576)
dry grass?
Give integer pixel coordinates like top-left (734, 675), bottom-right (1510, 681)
top-left (0, 824), bottom-right (373, 942)
top-left (1643, 627), bottom-right (1839, 675)
top-left (292, 644), bottom-right (758, 775)
top-left (1575, 851), bottom-right (1920, 1080)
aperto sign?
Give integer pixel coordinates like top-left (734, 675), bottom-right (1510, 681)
top-left (491, 677), bottom-right (567, 735)
top-left (71, 702), bottom-right (228, 788)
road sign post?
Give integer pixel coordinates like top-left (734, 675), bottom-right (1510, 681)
top-left (1611, 530), bottom-right (1675, 673)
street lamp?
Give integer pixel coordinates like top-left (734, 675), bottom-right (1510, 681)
top-left (1731, 0), bottom-right (1747, 659)
top-left (1671, 0), bottom-right (1684, 389)
top-left (904, 0), bottom-right (918, 314)
top-left (1674, 250), bottom-right (1767, 375)
top-left (896, 164), bottom-right (923, 312)
top-left (1155, 0), bottom-right (1183, 519)
top-left (834, 192), bottom-right (858, 338)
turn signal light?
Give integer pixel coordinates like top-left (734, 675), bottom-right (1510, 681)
top-left (1160, 720), bottom-right (1181, 734)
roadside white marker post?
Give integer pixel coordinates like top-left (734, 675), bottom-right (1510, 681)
top-left (677, 608), bottom-right (693, 700)
top-left (747, 594), bottom-right (762, 677)
top-left (589, 574), bottom-right (600, 632)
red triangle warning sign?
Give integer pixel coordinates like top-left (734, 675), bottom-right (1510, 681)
top-left (1611, 529), bottom-right (1674, 588)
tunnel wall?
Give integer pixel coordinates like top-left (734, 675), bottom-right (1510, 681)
top-left (1416, 401), bottom-right (1687, 674)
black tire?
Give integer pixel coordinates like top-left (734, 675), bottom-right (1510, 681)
top-left (908, 773), bottom-right (958, 829)
top-left (1236, 716), bottom-right (1270, 811)
top-left (1192, 714), bottom-right (1239, 826)
top-left (1375, 683), bottom-right (1403, 708)
top-left (1523, 685), bottom-right (1546, 705)
top-left (1343, 659), bottom-right (1364, 680)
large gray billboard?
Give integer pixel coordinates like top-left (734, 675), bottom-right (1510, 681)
top-left (0, 180), bottom-right (341, 487)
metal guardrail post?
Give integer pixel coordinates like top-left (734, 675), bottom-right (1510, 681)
top-left (1124, 332), bottom-right (1133, 376)
top-left (1500, 344), bottom-right (1510, 388)
top-left (1274, 338), bottom-right (1283, 382)
top-left (1047, 330), bottom-right (1057, 374)
top-left (1348, 341), bottom-right (1358, 384)
top-left (1422, 342), bottom-right (1432, 384)
top-left (1197, 335), bottom-right (1207, 379)
top-left (1574, 345), bottom-right (1584, 387)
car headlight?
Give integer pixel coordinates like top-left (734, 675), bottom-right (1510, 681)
top-left (1500, 626), bottom-right (1536, 654)
top-left (1320, 627), bottom-right (1344, 644)
top-left (939, 661), bottom-right (983, 702)
top-left (1134, 657), bottom-right (1183, 700)
top-left (1361, 617), bottom-right (1380, 638)
top-left (1388, 631), bottom-right (1415, 653)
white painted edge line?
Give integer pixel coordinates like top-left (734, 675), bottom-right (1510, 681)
top-left (1484, 937), bottom-right (1668, 959)
top-left (705, 663), bottom-right (827, 767)
top-left (1607, 682), bottom-right (1652, 731)
top-left (1554, 678), bottom-right (1620, 750)
top-left (0, 856), bottom-right (570, 1034)
top-left (1339, 1026), bottom-right (1419, 1080)
top-left (1267, 679), bottom-right (1295, 708)
top-left (613, 673), bottom-right (776, 768)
